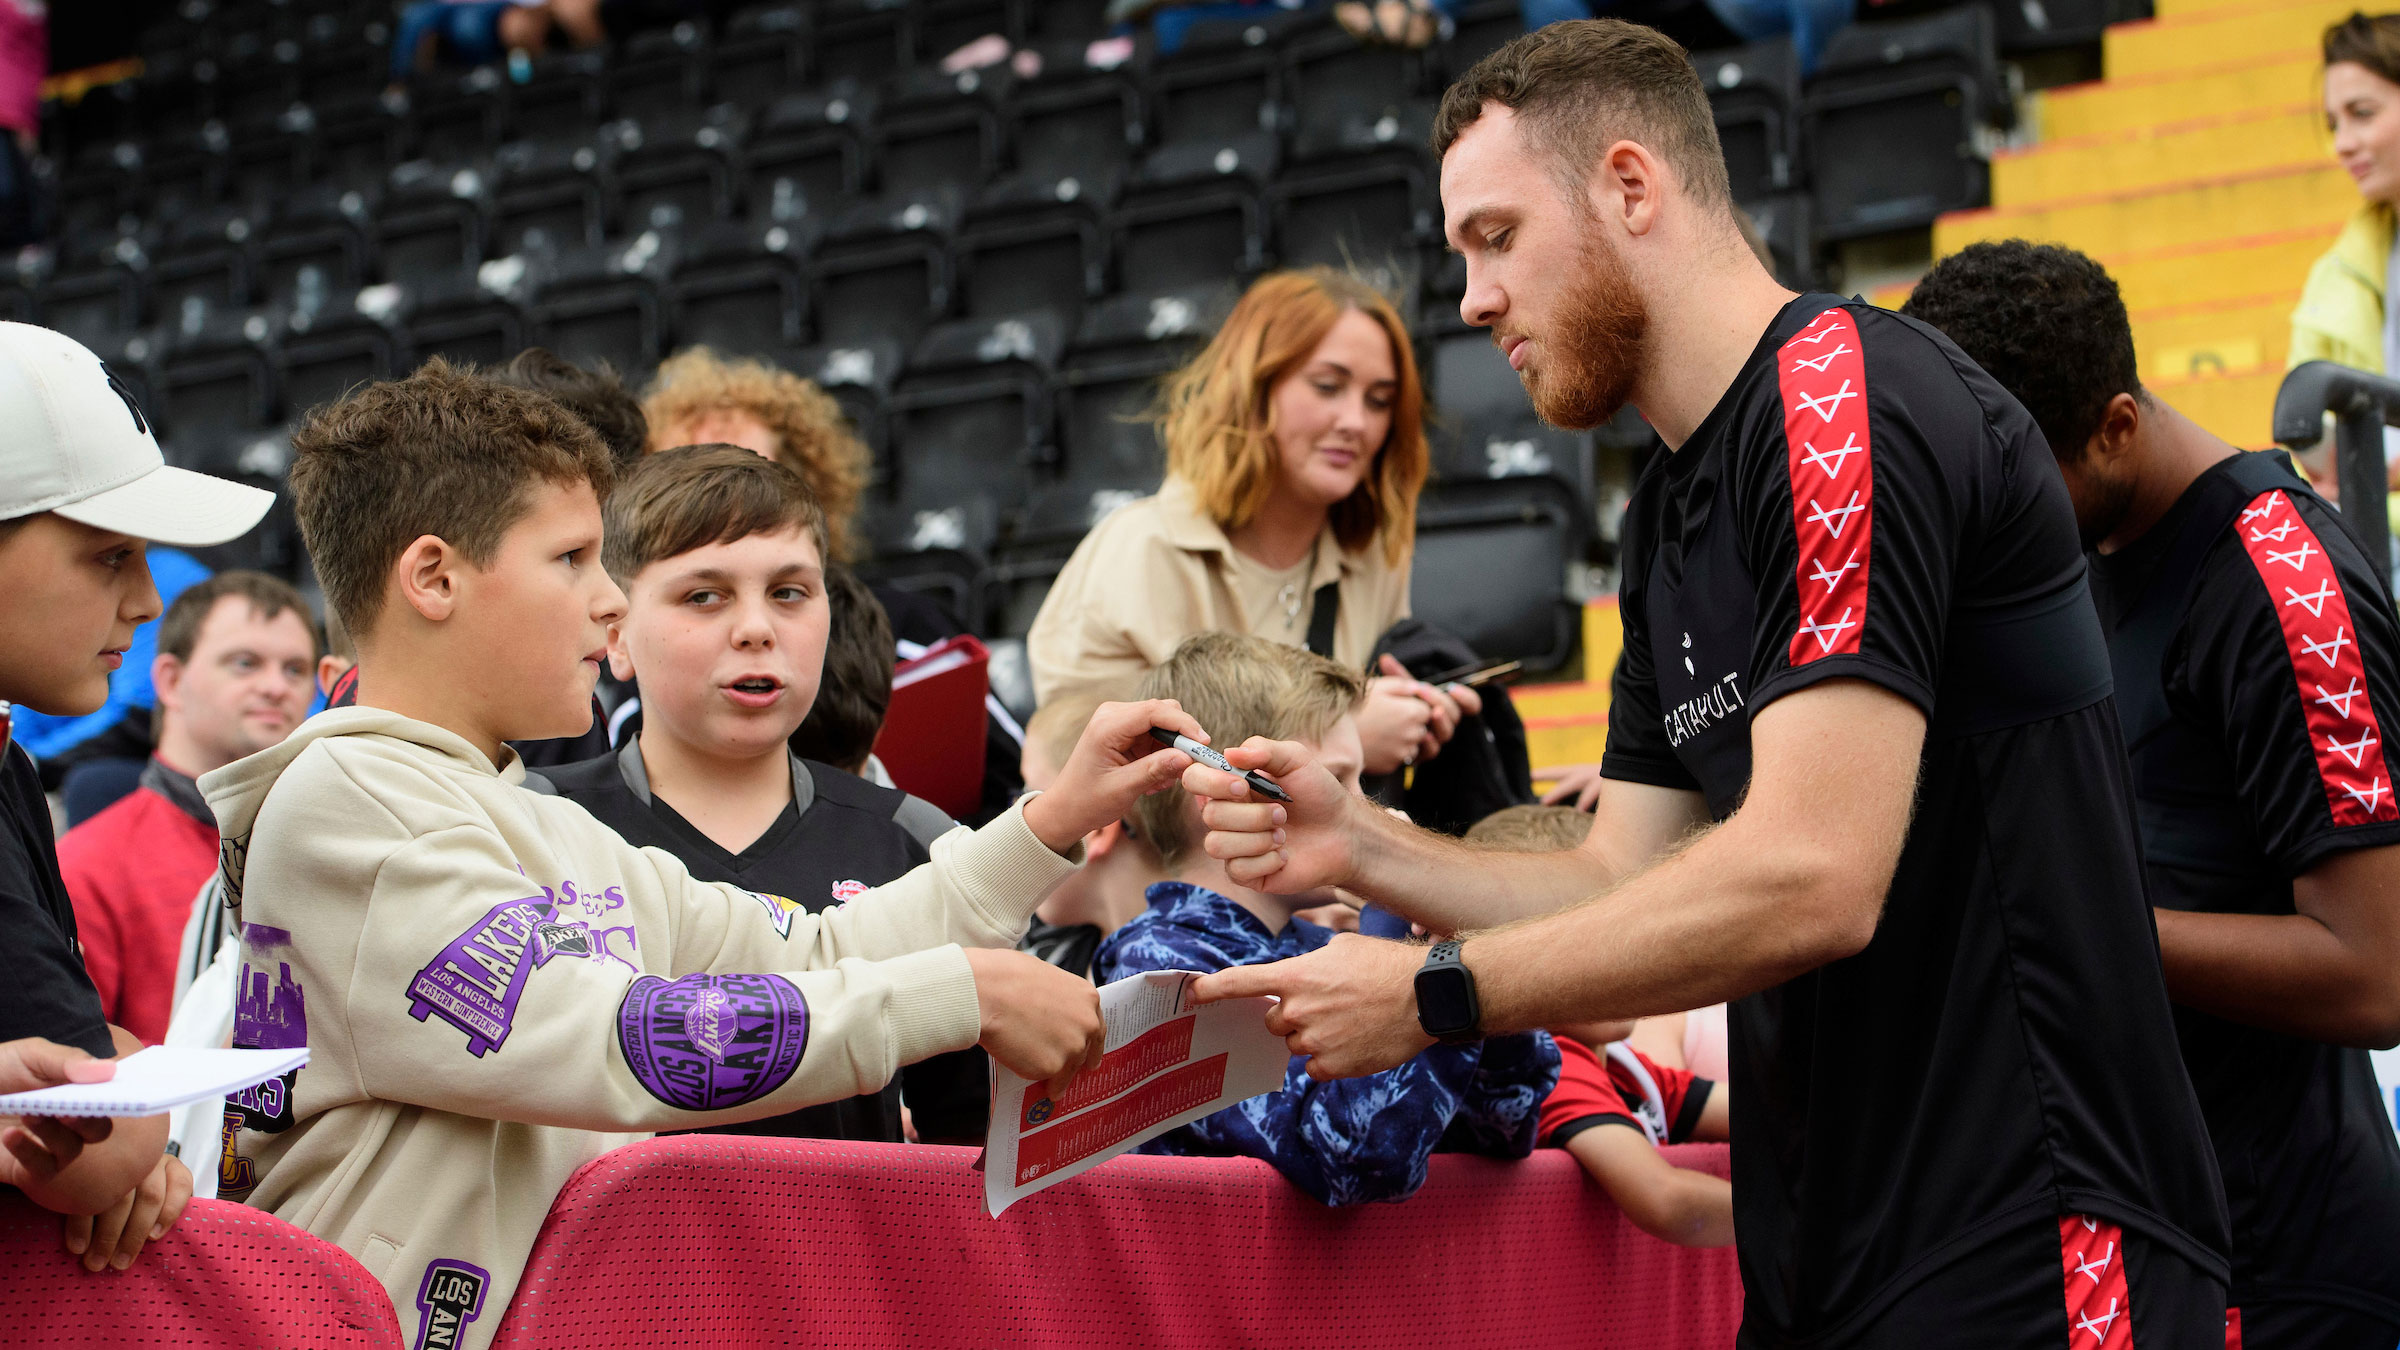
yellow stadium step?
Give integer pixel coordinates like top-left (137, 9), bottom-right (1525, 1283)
top-left (2151, 364), bottom-right (2287, 446)
top-left (2104, 0), bottom-right (2357, 81)
top-left (2131, 293), bottom-right (2294, 384)
top-left (2153, 0), bottom-right (2341, 20)
top-left (1515, 600), bottom-right (1622, 780)
top-left (1935, 161), bottom-right (2355, 264)
top-left (2036, 53), bottom-right (2321, 141)
top-left (2092, 223), bottom-right (2337, 313)
top-left (1993, 103), bottom-right (2322, 208)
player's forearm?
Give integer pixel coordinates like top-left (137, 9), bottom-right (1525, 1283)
top-left (1466, 817), bottom-right (1877, 1034)
top-left (2153, 907), bottom-right (2400, 1048)
top-left (1348, 807), bottom-right (1623, 932)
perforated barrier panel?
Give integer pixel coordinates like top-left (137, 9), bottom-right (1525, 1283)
top-left (492, 1137), bottom-right (1743, 1349)
top-left (0, 1191), bottom-right (403, 1348)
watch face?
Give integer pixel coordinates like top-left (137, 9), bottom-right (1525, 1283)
top-left (1416, 965), bottom-right (1475, 1036)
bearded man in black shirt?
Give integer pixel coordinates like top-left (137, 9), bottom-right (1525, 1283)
top-left (1904, 240), bottom-right (2400, 1350)
top-left (1183, 20), bottom-right (2231, 1347)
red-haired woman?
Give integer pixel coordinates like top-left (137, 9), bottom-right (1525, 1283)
top-left (1028, 268), bottom-right (1475, 775)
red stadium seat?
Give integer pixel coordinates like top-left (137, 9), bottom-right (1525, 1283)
top-left (491, 1136), bottom-right (1742, 1349)
top-left (0, 1190), bottom-right (402, 1349)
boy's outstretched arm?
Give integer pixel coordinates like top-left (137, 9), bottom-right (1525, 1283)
top-left (1562, 1125), bottom-right (1735, 1248)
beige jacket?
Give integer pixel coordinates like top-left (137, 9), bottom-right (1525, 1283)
top-left (200, 708), bottom-right (1072, 1350)
top-left (1027, 477), bottom-right (1412, 707)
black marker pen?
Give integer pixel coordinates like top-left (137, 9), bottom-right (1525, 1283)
top-left (1147, 727), bottom-right (1293, 802)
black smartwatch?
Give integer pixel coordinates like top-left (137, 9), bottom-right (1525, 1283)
top-left (1414, 940), bottom-right (1482, 1044)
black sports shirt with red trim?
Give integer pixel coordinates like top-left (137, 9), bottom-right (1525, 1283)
top-left (2091, 460), bottom-right (2400, 1325)
top-left (1601, 295), bottom-right (2228, 1343)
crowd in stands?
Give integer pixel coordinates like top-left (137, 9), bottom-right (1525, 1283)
top-left (6, 3), bottom-right (2400, 1348)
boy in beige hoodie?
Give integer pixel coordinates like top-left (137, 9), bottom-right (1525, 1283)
top-left (202, 360), bottom-right (1207, 1350)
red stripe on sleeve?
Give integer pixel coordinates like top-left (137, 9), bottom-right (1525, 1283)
top-left (1779, 307), bottom-right (1872, 664)
top-left (2059, 1214), bottom-right (2136, 1348)
top-left (2231, 490), bottom-right (2400, 826)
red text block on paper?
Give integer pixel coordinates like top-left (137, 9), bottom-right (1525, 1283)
top-left (1020, 1015), bottom-right (1196, 1130)
top-left (1014, 1053), bottom-right (1229, 1185)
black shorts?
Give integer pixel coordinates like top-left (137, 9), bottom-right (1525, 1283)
top-left (2228, 1300), bottom-right (2400, 1350)
top-left (1765, 1214), bottom-right (2228, 1349)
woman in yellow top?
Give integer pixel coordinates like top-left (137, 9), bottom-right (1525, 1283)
top-left (2296, 16), bottom-right (2400, 389)
top-left (1028, 268), bottom-right (1477, 775)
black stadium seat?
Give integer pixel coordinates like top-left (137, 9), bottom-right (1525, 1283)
top-left (259, 185), bottom-right (375, 314)
top-left (710, 3), bottom-right (815, 111)
top-left (611, 22), bottom-right (712, 123)
top-left (1801, 7), bottom-right (2004, 241)
top-left (888, 310), bottom-right (1066, 523)
top-left (918, 0), bottom-right (1026, 61)
top-left (509, 50), bottom-right (610, 143)
top-left (526, 234), bottom-right (672, 377)
top-left (809, 187), bottom-right (962, 348)
top-left (490, 136), bottom-right (612, 258)
top-left (790, 337), bottom-right (906, 473)
top-left (1004, 55), bottom-right (1145, 181)
top-left (744, 84), bottom-right (877, 226)
top-left (662, 218), bottom-right (816, 357)
top-left (952, 167), bottom-right (1118, 324)
top-left (1280, 14), bottom-right (1425, 153)
top-left (1145, 9), bottom-right (1310, 143)
top-left (1272, 103), bottom-right (1437, 282)
top-left (876, 65), bottom-right (1010, 197)
top-left (145, 206), bottom-right (260, 326)
top-left (1112, 132), bottom-right (1277, 295)
top-left (399, 259), bottom-right (529, 370)
top-left (815, 0), bottom-right (914, 86)
top-left (277, 284), bottom-right (405, 416)
top-left (38, 252), bottom-right (147, 348)
top-left (610, 106), bottom-right (748, 236)
top-left (1409, 476), bottom-right (1585, 670)
top-left (1055, 284), bottom-right (1224, 497)
top-left (154, 308), bottom-right (281, 465)
top-left (1692, 37), bottom-right (1802, 207)
top-left (374, 159), bottom-right (491, 283)
top-left (410, 67), bottom-right (511, 165)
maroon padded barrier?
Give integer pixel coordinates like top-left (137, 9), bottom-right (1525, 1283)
top-left (0, 1191), bottom-right (402, 1349)
top-left (493, 1137), bottom-right (1743, 1349)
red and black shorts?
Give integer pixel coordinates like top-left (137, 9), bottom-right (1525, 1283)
top-left (1827, 1214), bottom-right (2228, 1349)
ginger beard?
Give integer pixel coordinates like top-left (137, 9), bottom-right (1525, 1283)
top-left (1523, 225), bottom-right (1648, 432)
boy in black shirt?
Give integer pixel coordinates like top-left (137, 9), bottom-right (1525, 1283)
top-left (532, 445), bottom-right (987, 1143)
top-left (1905, 241), bottom-right (2400, 1350)
top-left (0, 323), bottom-right (273, 1265)
top-left (1181, 22), bottom-right (2230, 1346)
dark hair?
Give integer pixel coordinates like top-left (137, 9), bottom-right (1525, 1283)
top-left (2326, 11), bottom-right (2400, 82)
top-left (1899, 240), bottom-right (2139, 460)
top-left (492, 347), bottom-right (649, 472)
top-left (1432, 18), bottom-right (1732, 209)
top-left (289, 358), bottom-right (615, 640)
top-left (602, 443), bottom-right (830, 583)
top-left (157, 570), bottom-right (321, 666)
top-left (790, 564), bottom-right (893, 773)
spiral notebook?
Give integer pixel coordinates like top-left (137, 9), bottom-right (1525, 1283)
top-left (0, 1045), bottom-right (309, 1117)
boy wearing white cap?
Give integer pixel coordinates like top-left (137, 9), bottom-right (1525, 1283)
top-left (0, 322), bottom-right (273, 1268)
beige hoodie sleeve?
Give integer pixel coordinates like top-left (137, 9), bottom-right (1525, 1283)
top-left (344, 791), bottom-right (1073, 1132)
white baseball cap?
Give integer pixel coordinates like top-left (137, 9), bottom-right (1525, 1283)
top-left (0, 322), bottom-right (274, 547)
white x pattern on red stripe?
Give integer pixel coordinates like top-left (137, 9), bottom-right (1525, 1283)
top-left (1781, 309), bottom-right (1872, 666)
top-left (2233, 490), bottom-right (2399, 826)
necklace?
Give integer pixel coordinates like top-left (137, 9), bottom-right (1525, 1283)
top-left (1274, 538), bottom-right (1321, 632)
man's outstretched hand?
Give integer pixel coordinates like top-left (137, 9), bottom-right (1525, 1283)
top-left (1190, 933), bottom-right (1436, 1080)
top-left (1183, 737), bottom-right (1363, 894)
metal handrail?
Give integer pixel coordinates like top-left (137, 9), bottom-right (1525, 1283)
top-left (2272, 360), bottom-right (2400, 566)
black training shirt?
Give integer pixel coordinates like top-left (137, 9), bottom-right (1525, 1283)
top-left (0, 740), bottom-right (114, 1055)
top-left (1601, 295), bottom-right (2228, 1341)
top-left (2091, 459), bottom-right (2400, 1323)
top-left (532, 743), bottom-right (992, 1144)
